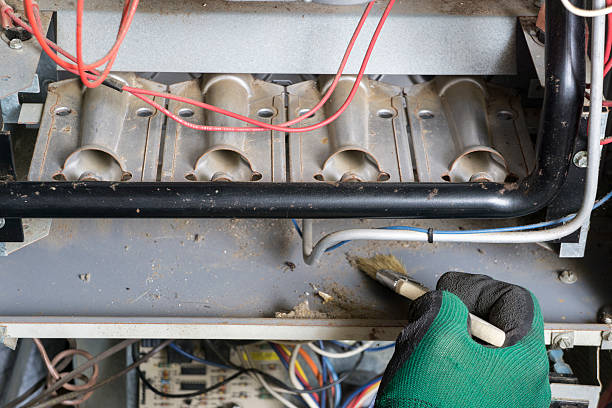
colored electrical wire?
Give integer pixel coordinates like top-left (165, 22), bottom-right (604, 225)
top-left (329, 340), bottom-right (395, 352)
top-left (20, 0), bottom-right (137, 86)
top-left (23, 340), bottom-right (170, 408)
top-left (319, 341), bottom-right (328, 408)
top-left (168, 342), bottom-right (231, 369)
top-left (124, 0), bottom-right (376, 132)
top-left (308, 341), bottom-right (375, 359)
top-left (269, 343), bottom-right (366, 394)
top-left (240, 346), bottom-right (302, 408)
top-left (318, 342), bottom-right (342, 408)
top-left (125, 0), bottom-right (395, 133)
top-left (289, 345), bottom-right (320, 408)
top-left (349, 381), bottom-right (380, 408)
top-left (9, 0), bottom-right (396, 136)
top-left (294, 187), bottom-right (612, 252)
top-left (340, 377), bottom-right (382, 408)
top-left (278, 344), bottom-right (318, 401)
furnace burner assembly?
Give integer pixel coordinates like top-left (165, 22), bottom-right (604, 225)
top-left (0, 0), bottom-right (608, 265)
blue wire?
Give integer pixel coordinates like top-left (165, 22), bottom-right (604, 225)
top-left (269, 343), bottom-right (313, 406)
top-left (328, 340), bottom-right (395, 352)
top-left (319, 342), bottom-right (342, 407)
top-left (319, 341), bottom-right (327, 408)
top-left (291, 189), bottom-right (612, 252)
top-left (365, 343), bottom-right (395, 352)
top-left (340, 377), bottom-right (382, 408)
top-left (168, 343), bottom-right (231, 369)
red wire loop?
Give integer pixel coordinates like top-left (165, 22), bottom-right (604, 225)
top-left (12, 0), bottom-right (395, 134)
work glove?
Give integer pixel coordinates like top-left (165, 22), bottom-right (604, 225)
top-left (375, 272), bottom-right (550, 408)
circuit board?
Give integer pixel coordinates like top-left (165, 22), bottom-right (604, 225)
top-left (138, 342), bottom-right (286, 408)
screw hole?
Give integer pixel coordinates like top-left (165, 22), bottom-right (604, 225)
top-left (496, 110), bottom-right (515, 121)
top-left (377, 109), bottom-right (395, 119)
top-left (251, 172), bottom-right (263, 181)
top-left (257, 108), bottom-right (275, 118)
top-left (298, 109), bottom-right (315, 119)
top-left (185, 173), bottom-right (197, 181)
top-left (52, 173), bottom-right (65, 181)
top-left (136, 107), bottom-right (154, 118)
top-left (441, 174), bottom-right (451, 182)
top-left (313, 174), bottom-right (324, 181)
top-left (178, 108), bottom-right (194, 118)
top-left (54, 106), bottom-right (71, 116)
top-left (378, 172), bottom-right (391, 181)
top-left (121, 172), bottom-right (133, 182)
top-left (418, 110), bottom-right (434, 119)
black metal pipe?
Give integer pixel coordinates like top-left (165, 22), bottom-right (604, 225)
top-left (0, 0), bottom-right (585, 219)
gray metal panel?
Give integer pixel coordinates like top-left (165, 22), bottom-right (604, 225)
top-left (0, 13), bottom-right (51, 99)
top-left (53, 0), bottom-right (531, 75)
top-left (0, 217), bottom-right (610, 324)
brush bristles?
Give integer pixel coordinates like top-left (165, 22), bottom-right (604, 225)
top-left (354, 254), bottom-right (407, 279)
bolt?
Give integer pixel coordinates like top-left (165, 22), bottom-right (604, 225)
top-left (573, 151), bottom-right (588, 168)
top-left (9, 38), bottom-right (22, 50)
top-left (599, 306), bottom-right (612, 324)
top-left (558, 270), bottom-right (577, 284)
top-left (553, 333), bottom-right (573, 349)
top-left (0, 218), bottom-right (4, 229)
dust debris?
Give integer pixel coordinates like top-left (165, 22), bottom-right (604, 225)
top-left (274, 300), bottom-right (329, 319)
top-left (316, 291), bottom-right (334, 304)
top-left (78, 273), bottom-right (90, 282)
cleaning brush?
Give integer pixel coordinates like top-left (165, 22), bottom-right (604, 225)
top-left (355, 254), bottom-right (506, 347)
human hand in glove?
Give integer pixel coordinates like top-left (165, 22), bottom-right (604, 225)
top-left (375, 272), bottom-right (550, 408)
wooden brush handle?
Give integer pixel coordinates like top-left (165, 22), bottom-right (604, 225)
top-left (395, 280), bottom-right (506, 348)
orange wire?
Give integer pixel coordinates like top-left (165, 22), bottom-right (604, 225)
top-left (298, 348), bottom-right (323, 387)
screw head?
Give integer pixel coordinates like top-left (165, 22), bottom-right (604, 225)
top-left (0, 218), bottom-right (4, 229)
top-left (573, 151), bottom-right (588, 168)
top-left (558, 270), bottom-right (577, 284)
top-left (9, 38), bottom-right (23, 50)
top-left (553, 333), bottom-right (574, 349)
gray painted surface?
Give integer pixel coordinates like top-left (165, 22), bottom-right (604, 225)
top-left (0, 216), bottom-right (610, 323)
top-left (53, 0), bottom-right (530, 75)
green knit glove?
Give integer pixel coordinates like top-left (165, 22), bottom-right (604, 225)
top-left (376, 272), bottom-right (550, 408)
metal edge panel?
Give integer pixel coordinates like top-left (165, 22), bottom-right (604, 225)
top-left (0, 318), bottom-right (608, 345)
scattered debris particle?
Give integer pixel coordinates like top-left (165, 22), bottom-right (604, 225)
top-left (194, 234), bottom-right (204, 242)
top-left (477, 248), bottom-right (485, 255)
top-left (316, 291), bottom-right (334, 304)
top-left (284, 261), bottom-right (296, 271)
top-left (275, 300), bottom-right (329, 319)
top-left (78, 273), bottom-right (90, 282)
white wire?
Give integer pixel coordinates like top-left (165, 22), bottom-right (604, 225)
top-left (307, 341), bottom-right (375, 358)
top-left (288, 345), bottom-right (319, 408)
top-left (302, 9), bottom-right (605, 265)
top-left (560, 0), bottom-right (612, 17)
top-left (354, 387), bottom-right (379, 407)
top-left (240, 346), bottom-right (301, 408)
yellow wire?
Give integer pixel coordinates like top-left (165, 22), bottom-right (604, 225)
top-left (279, 344), bottom-right (309, 384)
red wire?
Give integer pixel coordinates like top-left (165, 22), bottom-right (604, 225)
top-left (6, 0), bottom-right (387, 134)
top-left (273, 345), bottom-right (320, 404)
top-left (21, 0), bottom-right (136, 86)
top-left (76, 0), bottom-right (139, 87)
top-left (602, 137), bottom-right (612, 144)
top-left (125, 0), bottom-right (396, 133)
